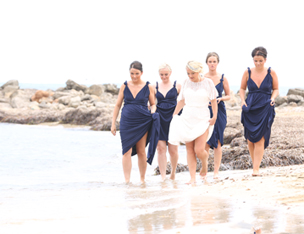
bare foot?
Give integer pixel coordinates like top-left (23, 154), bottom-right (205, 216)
top-left (213, 173), bottom-right (220, 180)
top-left (185, 180), bottom-right (196, 185)
top-left (169, 173), bottom-right (176, 180)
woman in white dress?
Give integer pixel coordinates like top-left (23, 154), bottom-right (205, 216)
top-left (168, 61), bottom-right (218, 184)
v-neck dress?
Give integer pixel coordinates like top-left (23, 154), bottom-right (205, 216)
top-left (168, 78), bottom-right (217, 145)
top-left (156, 81), bottom-right (179, 142)
top-left (241, 67), bottom-right (275, 149)
top-left (119, 81), bottom-right (160, 165)
top-left (207, 74), bottom-right (227, 149)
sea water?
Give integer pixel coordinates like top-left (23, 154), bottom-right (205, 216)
top-left (1, 123), bottom-right (304, 234)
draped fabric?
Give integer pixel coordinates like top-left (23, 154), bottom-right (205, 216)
top-left (207, 74), bottom-right (227, 149)
top-left (156, 81), bottom-right (178, 142)
top-left (120, 81), bottom-right (160, 165)
top-left (168, 78), bottom-right (217, 145)
top-left (241, 67), bottom-right (275, 149)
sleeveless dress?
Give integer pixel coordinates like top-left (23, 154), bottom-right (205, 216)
top-left (168, 78), bottom-right (217, 145)
top-left (207, 74), bottom-right (227, 149)
top-left (156, 81), bottom-right (178, 142)
top-left (241, 67), bottom-right (275, 149)
top-left (120, 81), bottom-right (160, 165)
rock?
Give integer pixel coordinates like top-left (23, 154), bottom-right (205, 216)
top-left (230, 137), bottom-right (246, 147)
top-left (31, 90), bottom-right (54, 103)
top-left (69, 96), bottom-right (81, 108)
top-left (3, 85), bottom-right (19, 98)
top-left (58, 96), bottom-right (71, 105)
top-left (104, 84), bottom-right (119, 94)
top-left (223, 127), bottom-right (242, 144)
top-left (278, 102), bottom-right (288, 108)
top-left (287, 88), bottom-right (304, 98)
top-left (0, 103), bottom-right (12, 109)
top-left (289, 102), bottom-right (298, 107)
top-left (275, 96), bottom-right (287, 106)
top-left (1, 80), bottom-right (19, 89)
top-left (91, 95), bottom-right (101, 102)
top-left (28, 102), bottom-right (40, 110)
top-left (61, 108), bottom-right (102, 125)
top-left (81, 94), bottom-right (92, 101)
top-left (298, 100), bottom-right (304, 106)
top-left (38, 101), bottom-right (52, 109)
top-left (94, 102), bottom-right (107, 108)
top-left (287, 94), bottom-right (303, 103)
top-left (66, 80), bottom-right (87, 92)
top-left (53, 89), bottom-right (83, 99)
top-left (10, 89), bottom-right (36, 109)
top-left (86, 84), bottom-right (105, 96)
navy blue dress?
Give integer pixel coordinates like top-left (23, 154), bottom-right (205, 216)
top-left (241, 67), bottom-right (275, 149)
top-left (120, 81), bottom-right (160, 165)
top-left (207, 74), bottom-right (227, 149)
top-left (156, 81), bottom-right (178, 142)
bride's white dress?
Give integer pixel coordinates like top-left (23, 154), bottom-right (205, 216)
top-left (168, 77), bottom-right (217, 145)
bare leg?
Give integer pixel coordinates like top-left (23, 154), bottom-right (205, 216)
top-left (252, 137), bottom-right (265, 175)
top-left (185, 141), bottom-right (196, 184)
top-left (136, 132), bottom-right (148, 183)
top-left (213, 140), bottom-right (222, 179)
top-left (157, 140), bottom-right (167, 181)
top-left (122, 148), bottom-right (132, 183)
top-left (168, 143), bottom-right (179, 180)
top-left (247, 139), bottom-right (255, 164)
top-left (194, 130), bottom-right (209, 180)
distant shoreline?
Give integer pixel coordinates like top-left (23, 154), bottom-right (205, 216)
top-left (0, 82), bottom-right (301, 96)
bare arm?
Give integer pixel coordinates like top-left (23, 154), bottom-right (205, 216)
top-left (173, 99), bottom-right (185, 116)
top-left (270, 69), bottom-right (279, 106)
top-left (148, 84), bottom-right (156, 114)
top-left (209, 98), bottom-right (218, 125)
top-left (111, 84), bottom-right (125, 136)
top-left (240, 70), bottom-right (249, 107)
top-left (176, 83), bottom-right (182, 94)
top-left (219, 76), bottom-right (231, 103)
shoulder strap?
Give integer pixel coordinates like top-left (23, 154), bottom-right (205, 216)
top-left (146, 81), bottom-right (150, 85)
top-left (156, 82), bottom-right (158, 90)
top-left (220, 74), bottom-right (224, 82)
top-left (173, 81), bottom-right (176, 87)
top-left (268, 67), bottom-right (271, 73)
top-left (247, 67), bottom-right (251, 78)
top-left (124, 81), bottom-right (127, 86)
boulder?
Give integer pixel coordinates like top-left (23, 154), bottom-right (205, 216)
top-left (298, 100), bottom-right (304, 106)
top-left (1, 80), bottom-right (19, 89)
top-left (69, 96), bottom-right (81, 108)
top-left (287, 88), bottom-right (304, 98)
top-left (66, 80), bottom-right (87, 92)
top-left (10, 89), bottom-right (36, 109)
top-left (38, 101), bottom-right (52, 109)
top-left (287, 94), bottom-right (303, 103)
top-left (81, 94), bottom-right (93, 101)
top-left (3, 85), bottom-right (19, 98)
top-left (58, 96), bottom-right (71, 105)
top-left (223, 127), bottom-right (243, 144)
top-left (53, 89), bottom-right (83, 99)
top-left (275, 96), bottom-right (287, 106)
top-left (31, 90), bottom-right (54, 103)
top-left (86, 84), bottom-right (105, 96)
top-left (28, 101), bottom-right (40, 110)
top-left (104, 84), bottom-right (119, 94)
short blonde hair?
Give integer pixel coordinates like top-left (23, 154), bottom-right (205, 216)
top-left (186, 61), bottom-right (203, 73)
top-left (159, 63), bottom-right (172, 72)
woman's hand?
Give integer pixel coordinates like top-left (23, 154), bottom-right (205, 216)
top-left (241, 100), bottom-right (247, 107)
top-left (111, 124), bottom-right (117, 136)
top-left (209, 117), bottom-right (216, 126)
top-left (270, 98), bottom-right (275, 106)
top-left (217, 97), bottom-right (222, 104)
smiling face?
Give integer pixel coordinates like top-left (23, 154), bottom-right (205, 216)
top-left (207, 56), bottom-right (219, 71)
top-left (186, 67), bottom-right (200, 82)
top-left (129, 68), bottom-right (143, 82)
top-left (159, 68), bottom-right (171, 83)
top-left (253, 55), bottom-right (266, 69)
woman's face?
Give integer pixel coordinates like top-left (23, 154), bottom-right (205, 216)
top-left (129, 68), bottom-right (143, 82)
top-left (186, 67), bottom-right (200, 82)
top-left (253, 55), bottom-right (266, 69)
top-left (207, 56), bottom-right (218, 71)
top-left (159, 68), bottom-right (171, 82)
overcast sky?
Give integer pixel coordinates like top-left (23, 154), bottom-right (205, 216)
top-left (1, 0), bottom-right (303, 89)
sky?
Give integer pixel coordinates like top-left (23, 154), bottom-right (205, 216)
top-left (1, 0), bottom-right (304, 89)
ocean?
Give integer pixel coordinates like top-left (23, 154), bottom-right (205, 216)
top-left (1, 123), bottom-right (304, 233)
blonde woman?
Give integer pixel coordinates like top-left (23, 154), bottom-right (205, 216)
top-left (169, 61), bottom-right (218, 184)
top-left (204, 52), bottom-right (231, 179)
top-left (153, 63), bottom-right (181, 180)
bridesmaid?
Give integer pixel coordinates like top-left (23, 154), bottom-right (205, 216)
top-left (204, 52), bottom-right (231, 179)
top-left (153, 63), bottom-right (181, 181)
top-left (240, 47), bottom-right (279, 176)
top-left (111, 61), bottom-right (160, 183)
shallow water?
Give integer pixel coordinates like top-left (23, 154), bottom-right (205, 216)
top-left (1, 123), bottom-right (304, 234)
